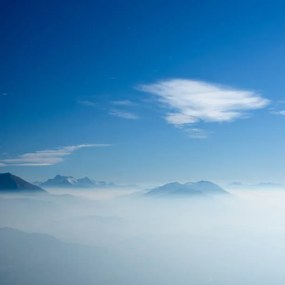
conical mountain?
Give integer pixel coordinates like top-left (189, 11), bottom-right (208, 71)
top-left (0, 173), bottom-right (45, 193)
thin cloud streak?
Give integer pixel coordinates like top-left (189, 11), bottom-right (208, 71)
top-left (185, 128), bottom-right (209, 139)
top-left (138, 79), bottom-right (270, 126)
top-left (78, 100), bottom-right (96, 107)
top-left (111, 100), bottom-right (136, 106)
top-left (109, 109), bottom-right (139, 120)
top-left (0, 144), bottom-right (111, 167)
top-left (271, 110), bottom-right (285, 116)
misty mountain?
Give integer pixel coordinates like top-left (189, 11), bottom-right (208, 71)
top-left (40, 174), bottom-right (115, 188)
top-left (0, 227), bottom-right (114, 285)
top-left (0, 173), bottom-right (45, 193)
top-left (0, 227), bottom-right (179, 285)
top-left (146, 181), bottom-right (228, 197)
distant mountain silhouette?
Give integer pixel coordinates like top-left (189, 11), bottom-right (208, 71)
top-left (255, 182), bottom-right (285, 189)
top-left (0, 173), bottom-right (45, 193)
top-left (41, 175), bottom-right (115, 188)
top-left (146, 181), bottom-right (228, 197)
top-left (41, 175), bottom-right (78, 188)
top-left (228, 182), bottom-right (285, 190)
top-left (77, 177), bottom-right (95, 187)
top-left (0, 227), bottom-right (108, 285)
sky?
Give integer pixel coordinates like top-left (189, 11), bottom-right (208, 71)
top-left (1, 0), bottom-right (285, 184)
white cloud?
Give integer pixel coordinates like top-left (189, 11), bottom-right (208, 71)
top-left (0, 144), bottom-right (110, 167)
top-left (138, 79), bottom-right (269, 126)
top-left (109, 109), bottom-right (139, 120)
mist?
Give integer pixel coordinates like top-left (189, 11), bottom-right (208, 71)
top-left (1, 187), bottom-right (285, 285)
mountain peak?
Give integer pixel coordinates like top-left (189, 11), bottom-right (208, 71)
top-left (0, 173), bottom-right (45, 193)
top-left (0, 172), bottom-right (12, 177)
top-left (41, 175), bottom-right (77, 187)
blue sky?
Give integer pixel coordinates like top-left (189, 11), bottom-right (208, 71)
top-left (1, 0), bottom-right (285, 184)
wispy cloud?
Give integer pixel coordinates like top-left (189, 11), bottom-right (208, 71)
top-left (78, 100), bottom-right (96, 107)
top-left (269, 101), bottom-right (285, 116)
top-left (0, 144), bottom-right (110, 167)
top-left (271, 110), bottom-right (285, 116)
top-left (109, 109), bottom-right (139, 120)
top-left (138, 79), bottom-right (269, 126)
top-left (111, 100), bottom-right (136, 106)
top-left (185, 128), bottom-right (209, 139)
top-left (109, 100), bottom-right (139, 120)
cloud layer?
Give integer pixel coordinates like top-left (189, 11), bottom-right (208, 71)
top-left (0, 144), bottom-right (110, 167)
top-left (138, 79), bottom-right (269, 126)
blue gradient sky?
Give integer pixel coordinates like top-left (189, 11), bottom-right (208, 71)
top-left (1, 0), bottom-right (285, 184)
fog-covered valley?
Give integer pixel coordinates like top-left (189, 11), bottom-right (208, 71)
top-left (1, 181), bottom-right (285, 285)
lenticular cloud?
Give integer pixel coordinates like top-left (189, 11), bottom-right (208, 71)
top-left (138, 79), bottom-right (269, 126)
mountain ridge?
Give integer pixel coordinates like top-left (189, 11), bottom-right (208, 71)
top-left (146, 180), bottom-right (228, 197)
top-left (40, 174), bottom-right (115, 188)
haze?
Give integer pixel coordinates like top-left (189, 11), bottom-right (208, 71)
top-left (1, 186), bottom-right (285, 285)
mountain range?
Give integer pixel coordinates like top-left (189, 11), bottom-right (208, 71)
top-left (146, 181), bottom-right (228, 197)
top-left (40, 175), bottom-right (115, 188)
top-left (0, 173), bottom-right (45, 193)
top-left (0, 173), bottom-right (227, 197)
